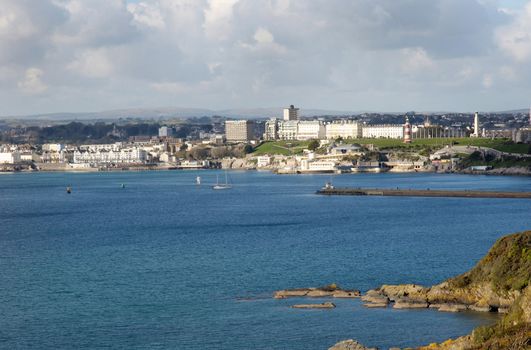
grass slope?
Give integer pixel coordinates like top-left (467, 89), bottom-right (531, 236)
top-left (253, 141), bottom-right (310, 156)
top-left (449, 231), bottom-right (531, 293)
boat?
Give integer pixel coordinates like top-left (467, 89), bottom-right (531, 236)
top-left (196, 176), bottom-right (201, 185)
top-left (212, 172), bottom-right (232, 190)
top-left (121, 183), bottom-right (126, 189)
top-left (66, 186), bottom-right (72, 194)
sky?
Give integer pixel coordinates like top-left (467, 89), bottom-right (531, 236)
top-left (1, 0), bottom-right (531, 115)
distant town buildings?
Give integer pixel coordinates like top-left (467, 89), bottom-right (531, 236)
top-left (225, 120), bottom-right (255, 142)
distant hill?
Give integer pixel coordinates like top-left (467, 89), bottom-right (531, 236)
top-left (1, 106), bottom-right (529, 122)
top-left (0, 107), bottom-right (370, 122)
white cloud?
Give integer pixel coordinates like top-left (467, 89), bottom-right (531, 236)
top-left (482, 74), bottom-right (494, 88)
top-left (496, 2), bottom-right (531, 61)
top-left (254, 27), bottom-right (274, 44)
top-left (127, 2), bottom-right (166, 30)
top-left (17, 68), bottom-right (47, 94)
top-left (67, 49), bottom-right (114, 78)
top-left (400, 47), bottom-right (435, 73)
top-left (0, 0), bottom-right (531, 114)
top-left (204, 0), bottom-right (239, 40)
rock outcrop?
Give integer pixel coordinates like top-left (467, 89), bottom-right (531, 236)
top-left (292, 302), bottom-right (336, 309)
top-left (328, 339), bottom-right (378, 350)
top-left (331, 230), bottom-right (531, 350)
top-left (363, 231), bottom-right (531, 314)
top-left (274, 284), bottom-right (361, 299)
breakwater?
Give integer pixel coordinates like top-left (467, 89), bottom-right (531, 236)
top-left (317, 187), bottom-right (531, 199)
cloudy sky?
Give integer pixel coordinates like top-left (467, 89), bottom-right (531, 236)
top-left (1, 0), bottom-right (531, 115)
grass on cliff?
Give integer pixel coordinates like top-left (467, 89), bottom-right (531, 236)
top-left (471, 286), bottom-right (531, 349)
top-left (254, 138), bottom-right (530, 155)
top-left (344, 137), bottom-right (531, 154)
top-left (449, 231), bottom-right (531, 293)
top-left (253, 141), bottom-right (310, 156)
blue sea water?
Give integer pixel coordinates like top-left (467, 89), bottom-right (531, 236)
top-left (0, 171), bottom-right (530, 350)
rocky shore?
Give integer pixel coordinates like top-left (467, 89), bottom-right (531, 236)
top-left (459, 166), bottom-right (531, 176)
top-left (331, 230), bottom-right (531, 350)
top-left (274, 284), bottom-right (361, 299)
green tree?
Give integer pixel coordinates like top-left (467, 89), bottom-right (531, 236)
top-left (243, 144), bottom-right (254, 154)
top-left (308, 139), bottom-right (320, 151)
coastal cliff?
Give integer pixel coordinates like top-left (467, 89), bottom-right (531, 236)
top-left (333, 230), bottom-right (531, 350)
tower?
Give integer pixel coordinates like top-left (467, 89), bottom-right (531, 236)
top-left (471, 112), bottom-right (479, 138)
top-left (403, 116), bottom-right (412, 143)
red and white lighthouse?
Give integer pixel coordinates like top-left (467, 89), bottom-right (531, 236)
top-left (403, 116), bottom-right (412, 144)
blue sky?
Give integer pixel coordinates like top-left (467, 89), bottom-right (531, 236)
top-left (2, 0), bottom-right (531, 115)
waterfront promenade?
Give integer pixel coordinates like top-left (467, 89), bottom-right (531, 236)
top-left (317, 187), bottom-right (531, 199)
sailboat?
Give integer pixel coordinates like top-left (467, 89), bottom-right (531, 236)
top-left (212, 171), bottom-right (232, 190)
top-left (196, 176), bottom-right (201, 185)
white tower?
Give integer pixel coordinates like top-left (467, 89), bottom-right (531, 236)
top-left (471, 112), bottom-right (479, 137)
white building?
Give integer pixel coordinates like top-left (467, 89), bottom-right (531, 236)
top-left (283, 105), bottom-right (299, 121)
top-left (264, 118), bottom-right (278, 140)
top-left (362, 124), bottom-right (404, 139)
top-left (300, 159), bottom-right (336, 172)
top-left (159, 126), bottom-right (173, 138)
top-left (225, 120), bottom-right (254, 142)
top-left (42, 144), bottom-right (64, 152)
top-left (325, 121), bottom-right (362, 139)
top-left (159, 152), bottom-right (176, 163)
top-left (256, 156), bottom-right (272, 167)
top-left (278, 120), bottom-right (299, 140)
top-left (79, 143), bottom-right (123, 152)
top-left (0, 152), bottom-right (21, 164)
top-left (297, 121), bottom-right (325, 140)
top-left (73, 148), bottom-right (147, 164)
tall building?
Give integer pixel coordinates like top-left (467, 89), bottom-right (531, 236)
top-left (159, 126), bottom-right (173, 138)
top-left (471, 112), bottom-right (480, 137)
top-left (225, 120), bottom-right (254, 142)
top-left (283, 105), bottom-right (299, 121)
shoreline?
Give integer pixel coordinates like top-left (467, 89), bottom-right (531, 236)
top-left (2, 167), bottom-right (530, 178)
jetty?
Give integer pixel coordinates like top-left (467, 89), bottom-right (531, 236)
top-left (317, 187), bottom-right (531, 199)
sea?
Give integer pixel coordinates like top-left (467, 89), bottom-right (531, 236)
top-left (1, 171), bottom-right (530, 350)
